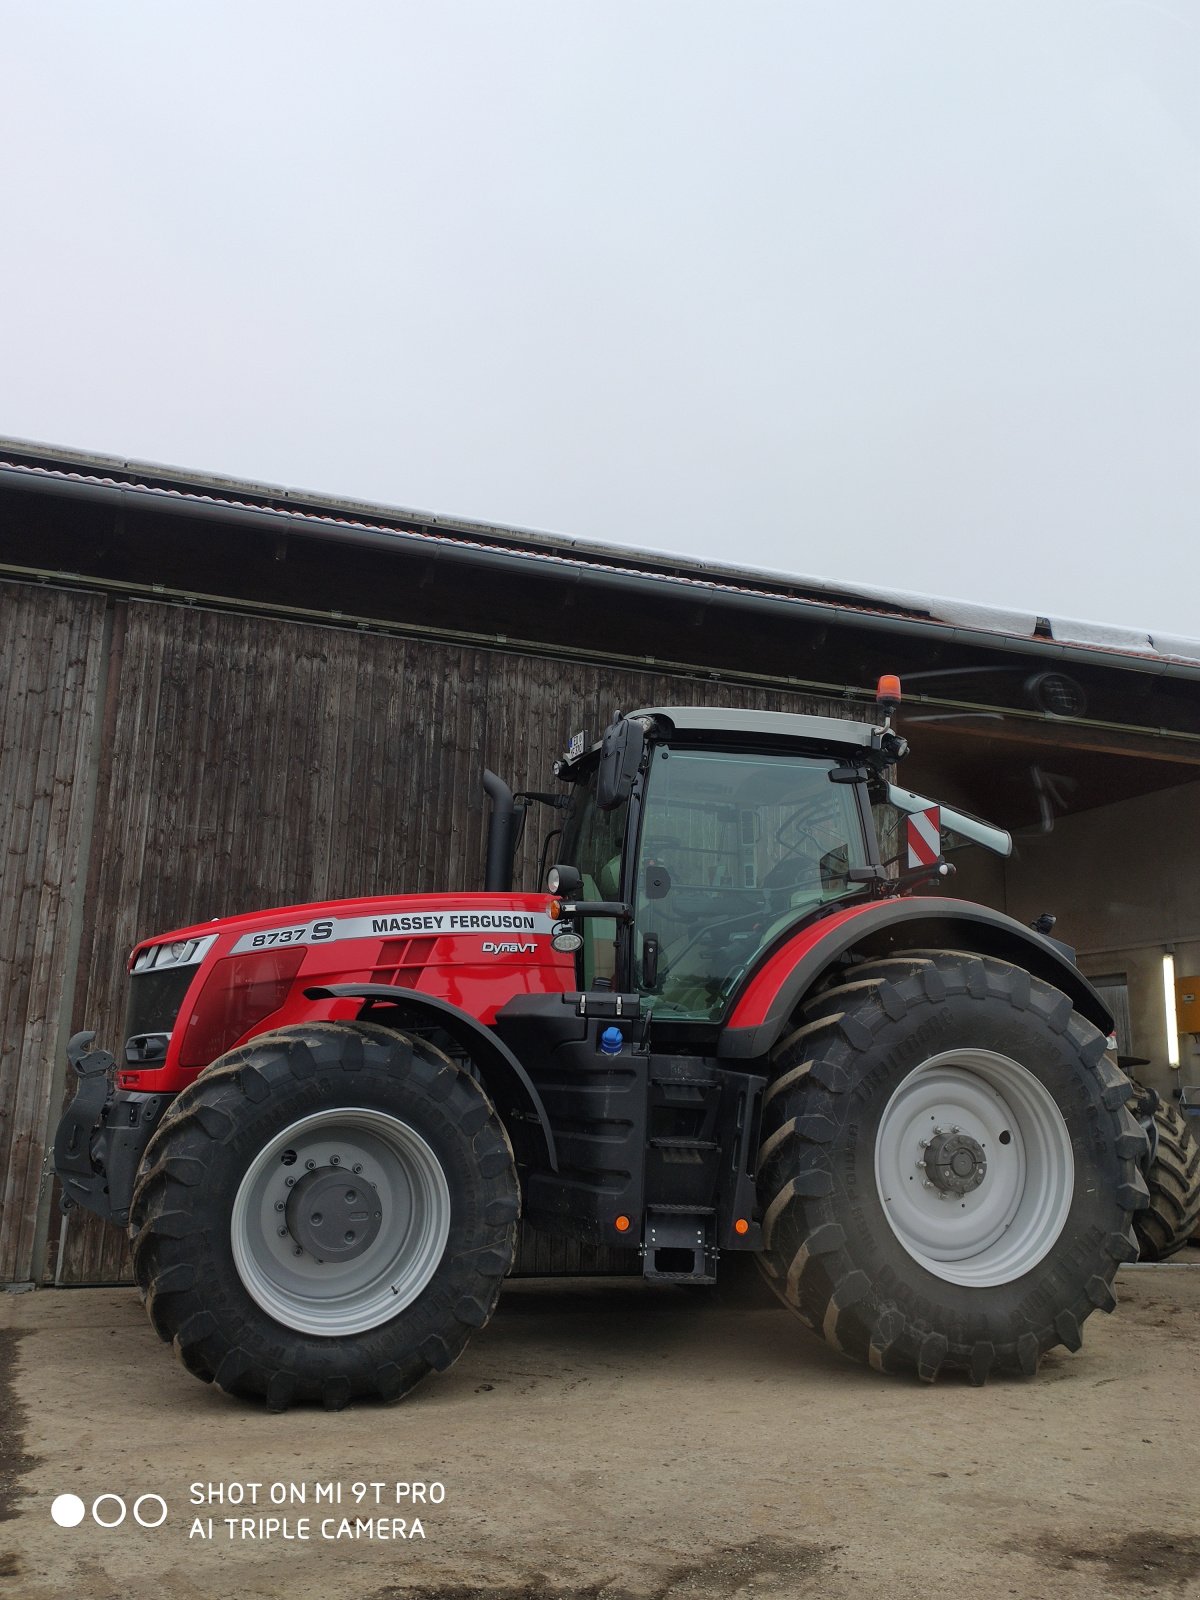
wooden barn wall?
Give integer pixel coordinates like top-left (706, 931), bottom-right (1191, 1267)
top-left (0, 582), bottom-right (842, 1285)
top-left (0, 585), bottom-right (107, 1283)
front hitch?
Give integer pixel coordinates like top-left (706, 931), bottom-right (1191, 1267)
top-left (52, 1031), bottom-right (168, 1225)
top-left (53, 1033), bottom-right (117, 1213)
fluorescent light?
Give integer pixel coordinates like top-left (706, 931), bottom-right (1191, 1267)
top-left (1164, 953), bottom-right (1180, 1069)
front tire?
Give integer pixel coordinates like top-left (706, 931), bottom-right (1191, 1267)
top-left (130, 1021), bottom-right (519, 1408)
top-left (756, 954), bottom-right (1149, 1382)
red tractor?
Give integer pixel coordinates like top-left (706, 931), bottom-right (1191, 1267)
top-left (54, 684), bottom-right (1157, 1407)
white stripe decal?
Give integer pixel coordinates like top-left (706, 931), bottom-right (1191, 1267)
top-left (230, 908), bottom-right (555, 955)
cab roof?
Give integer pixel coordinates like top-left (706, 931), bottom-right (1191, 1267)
top-left (626, 705), bottom-right (877, 752)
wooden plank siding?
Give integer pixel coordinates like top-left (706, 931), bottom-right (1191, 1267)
top-left (0, 585), bottom-right (107, 1282)
top-left (0, 582), bottom-right (842, 1284)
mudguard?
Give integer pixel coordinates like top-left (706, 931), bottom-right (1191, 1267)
top-left (304, 982), bottom-right (557, 1170)
top-left (717, 897), bottom-right (1113, 1060)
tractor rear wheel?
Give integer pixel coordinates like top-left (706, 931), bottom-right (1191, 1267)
top-left (755, 953), bottom-right (1149, 1382)
top-left (129, 1021), bottom-right (519, 1408)
top-left (1131, 1090), bottom-right (1200, 1261)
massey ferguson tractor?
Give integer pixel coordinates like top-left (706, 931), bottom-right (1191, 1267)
top-left (53, 682), bottom-right (1197, 1408)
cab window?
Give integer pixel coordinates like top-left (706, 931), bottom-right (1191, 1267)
top-left (559, 764), bottom-right (627, 988)
top-left (635, 746), bottom-right (868, 1019)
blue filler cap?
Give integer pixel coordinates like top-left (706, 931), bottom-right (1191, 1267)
top-left (599, 1027), bottom-right (624, 1055)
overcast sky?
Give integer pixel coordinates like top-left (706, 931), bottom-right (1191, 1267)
top-left (2, 2), bottom-right (1197, 637)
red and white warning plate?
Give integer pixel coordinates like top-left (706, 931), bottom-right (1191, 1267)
top-left (906, 806), bottom-right (941, 869)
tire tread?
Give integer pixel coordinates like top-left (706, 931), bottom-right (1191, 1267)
top-left (129, 1020), bottom-right (519, 1408)
top-left (756, 954), bottom-right (1146, 1382)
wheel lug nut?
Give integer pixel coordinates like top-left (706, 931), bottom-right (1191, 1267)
top-left (923, 1181), bottom-right (934, 1189)
top-left (274, 1201), bottom-right (284, 1211)
top-left (330, 1155), bottom-right (341, 1166)
top-left (353, 1164), bottom-right (363, 1174)
top-left (285, 1177), bottom-right (295, 1187)
top-left (305, 1159), bottom-right (315, 1170)
top-left (278, 1226), bottom-right (288, 1237)
top-left (293, 1246), bottom-right (303, 1256)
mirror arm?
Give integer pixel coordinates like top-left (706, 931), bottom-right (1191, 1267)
top-left (559, 900), bottom-right (634, 923)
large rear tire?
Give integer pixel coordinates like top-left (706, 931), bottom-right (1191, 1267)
top-left (129, 1021), bottom-right (519, 1408)
top-left (1131, 1090), bottom-right (1200, 1261)
top-left (755, 953), bottom-right (1149, 1382)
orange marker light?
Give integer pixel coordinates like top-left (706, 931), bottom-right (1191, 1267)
top-left (734, 1218), bottom-right (750, 1236)
top-left (876, 674), bottom-right (902, 704)
top-left (614, 1215), bottom-right (631, 1233)
top-left (549, 898), bottom-right (562, 920)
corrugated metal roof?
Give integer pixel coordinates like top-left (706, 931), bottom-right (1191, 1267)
top-left (2, 436), bottom-right (1197, 669)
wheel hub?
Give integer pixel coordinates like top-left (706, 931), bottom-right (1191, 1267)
top-left (232, 1107), bottom-right (452, 1335)
top-left (874, 1050), bottom-right (1074, 1286)
top-left (923, 1128), bottom-right (988, 1196)
top-left (284, 1166), bottom-right (383, 1262)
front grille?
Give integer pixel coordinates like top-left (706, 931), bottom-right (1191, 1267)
top-left (125, 965), bottom-right (197, 1040)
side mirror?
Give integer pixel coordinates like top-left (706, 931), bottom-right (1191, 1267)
top-left (596, 714), bottom-right (645, 811)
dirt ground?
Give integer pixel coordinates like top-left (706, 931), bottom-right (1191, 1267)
top-left (2, 1264), bottom-right (1199, 1600)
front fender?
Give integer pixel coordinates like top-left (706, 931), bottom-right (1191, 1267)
top-left (304, 983), bottom-right (557, 1170)
top-left (717, 898), bottom-right (1113, 1060)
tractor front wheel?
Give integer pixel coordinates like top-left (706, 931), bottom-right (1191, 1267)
top-left (129, 1021), bottom-right (519, 1408)
top-left (756, 953), bottom-right (1149, 1382)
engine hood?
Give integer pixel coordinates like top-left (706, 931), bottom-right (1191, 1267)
top-left (130, 891), bottom-right (557, 966)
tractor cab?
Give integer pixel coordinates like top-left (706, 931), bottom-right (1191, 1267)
top-left (550, 705), bottom-right (894, 1020)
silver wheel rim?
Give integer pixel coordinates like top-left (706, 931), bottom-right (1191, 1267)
top-left (231, 1108), bottom-right (452, 1335)
top-left (873, 1050), bottom-right (1074, 1287)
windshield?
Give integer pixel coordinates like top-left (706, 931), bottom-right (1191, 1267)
top-left (635, 746), bottom-right (869, 1019)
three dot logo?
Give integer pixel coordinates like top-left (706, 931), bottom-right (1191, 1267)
top-left (52, 1492), bottom-right (168, 1529)
top-left (50, 1495), bottom-right (85, 1528)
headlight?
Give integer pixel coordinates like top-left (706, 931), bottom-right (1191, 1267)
top-left (131, 935), bottom-right (217, 973)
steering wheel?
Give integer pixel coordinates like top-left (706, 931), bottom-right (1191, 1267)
top-left (652, 902), bottom-right (770, 993)
top-left (760, 851), bottom-right (824, 913)
top-left (672, 887), bottom-right (763, 922)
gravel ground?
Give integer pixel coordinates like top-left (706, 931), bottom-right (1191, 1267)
top-left (2, 1264), bottom-right (1199, 1600)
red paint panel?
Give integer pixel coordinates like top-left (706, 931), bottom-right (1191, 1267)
top-left (116, 891), bottom-right (575, 1092)
top-left (724, 902), bottom-right (884, 1029)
